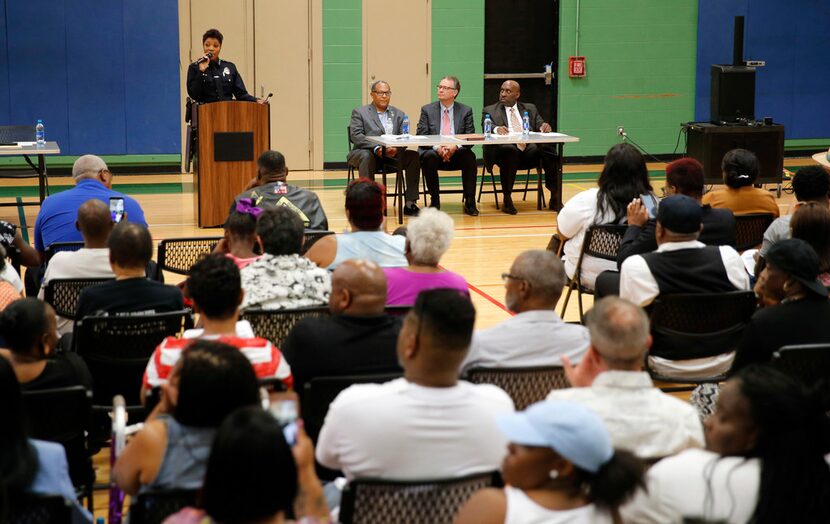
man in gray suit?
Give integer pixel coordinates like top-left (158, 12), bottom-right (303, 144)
top-left (482, 80), bottom-right (562, 214)
top-left (348, 80), bottom-right (422, 216)
top-left (416, 76), bottom-right (479, 216)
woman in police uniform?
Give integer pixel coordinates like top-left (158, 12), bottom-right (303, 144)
top-left (186, 28), bottom-right (266, 104)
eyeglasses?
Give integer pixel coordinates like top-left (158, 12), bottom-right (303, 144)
top-left (436, 84), bottom-right (458, 91)
top-left (372, 90), bottom-right (391, 97)
top-left (501, 273), bottom-right (526, 282)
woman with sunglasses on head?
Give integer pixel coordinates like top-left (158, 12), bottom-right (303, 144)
top-left (454, 400), bottom-right (644, 523)
top-left (622, 365), bottom-right (830, 523)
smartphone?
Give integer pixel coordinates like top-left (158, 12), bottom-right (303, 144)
top-left (109, 197), bottom-right (125, 223)
top-left (269, 398), bottom-right (298, 446)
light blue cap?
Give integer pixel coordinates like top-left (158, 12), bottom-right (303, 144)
top-left (496, 400), bottom-right (614, 473)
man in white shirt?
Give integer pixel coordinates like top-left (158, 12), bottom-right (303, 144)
top-left (619, 195), bottom-right (750, 378)
top-left (316, 288), bottom-right (514, 480)
top-left (462, 249), bottom-right (589, 373)
top-left (39, 199), bottom-right (115, 334)
top-left (548, 296), bottom-right (704, 459)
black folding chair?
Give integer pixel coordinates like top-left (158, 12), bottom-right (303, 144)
top-left (43, 277), bottom-right (114, 320)
top-left (477, 151), bottom-right (545, 210)
top-left (22, 385), bottom-right (95, 511)
top-left (73, 311), bottom-right (190, 439)
top-left (464, 366), bottom-right (570, 410)
top-left (302, 372), bottom-right (403, 444)
top-left (647, 291), bottom-right (757, 385)
top-left (384, 305), bottom-right (412, 317)
top-left (734, 213), bottom-right (775, 252)
top-left (6, 493), bottom-right (73, 524)
top-left (771, 343), bottom-right (830, 388)
top-left (129, 489), bottom-right (199, 524)
top-left (156, 236), bottom-right (222, 275)
top-left (301, 230), bottom-right (335, 254)
top-left (559, 224), bottom-right (628, 322)
top-left (240, 306), bottom-right (331, 347)
top-left (340, 471), bottom-right (502, 524)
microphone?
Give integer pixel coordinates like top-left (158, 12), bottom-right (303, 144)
top-left (194, 52), bottom-right (213, 65)
top-left (264, 92), bottom-right (273, 102)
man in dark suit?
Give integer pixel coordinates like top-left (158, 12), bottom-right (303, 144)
top-left (416, 76), bottom-right (479, 216)
top-left (347, 81), bottom-right (422, 216)
top-left (482, 80), bottom-right (561, 214)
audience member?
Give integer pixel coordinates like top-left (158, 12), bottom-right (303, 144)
top-left (702, 148), bottom-right (779, 217)
top-left (305, 178), bottom-right (407, 270)
top-left (732, 239), bottom-right (830, 372)
top-left (416, 76), bottom-right (479, 215)
top-left (215, 208), bottom-right (262, 270)
top-left (0, 219), bottom-right (40, 267)
top-left (0, 358), bottom-right (92, 522)
top-left (622, 365), bottom-right (830, 523)
top-left (616, 157), bottom-right (736, 265)
top-left (347, 80), bottom-right (422, 216)
top-left (0, 242), bottom-right (24, 296)
top-left (618, 195), bottom-right (749, 379)
top-left (231, 150), bottom-right (328, 231)
top-left (482, 80), bottom-right (561, 213)
top-left (316, 289), bottom-right (514, 480)
top-left (383, 208), bottom-right (468, 305)
top-left (33, 154), bottom-right (146, 255)
top-left (143, 254), bottom-right (292, 395)
top-left (114, 340), bottom-right (261, 495)
top-left (163, 407), bottom-right (329, 524)
top-left (557, 143), bottom-right (658, 289)
top-left (548, 297), bottom-right (703, 458)
top-left (0, 298), bottom-right (91, 391)
top-left (39, 199), bottom-right (115, 334)
top-left (455, 400), bottom-right (644, 524)
top-left (240, 207), bottom-right (330, 310)
top-left (281, 259), bottom-right (401, 396)
top-left (0, 247), bottom-right (21, 311)
top-left (759, 165), bottom-right (829, 258)
top-left (790, 202), bottom-right (830, 285)
top-left (462, 250), bottom-right (588, 372)
top-left (74, 222), bottom-right (183, 322)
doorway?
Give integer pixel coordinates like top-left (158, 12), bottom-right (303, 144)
top-left (483, 0), bottom-right (559, 128)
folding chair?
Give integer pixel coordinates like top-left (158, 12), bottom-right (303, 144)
top-left (44, 277), bottom-right (114, 320)
top-left (6, 493), bottom-right (73, 524)
top-left (156, 236), bottom-right (222, 275)
top-left (477, 156), bottom-right (545, 210)
top-left (240, 305), bottom-right (331, 347)
top-left (734, 213), bottom-right (775, 252)
top-left (771, 343), bottom-right (830, 388)
top-left (464, 366), bottom-right (570, 410)
top-left (129, 489), bottom-right (199, 524)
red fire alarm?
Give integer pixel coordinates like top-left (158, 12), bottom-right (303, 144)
top-left (568, 56), bottom-right (586, 78)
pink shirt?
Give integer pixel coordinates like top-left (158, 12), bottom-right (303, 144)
top-left (225, 253), bottom-right (262, 270)
top-left (383, 267), bottom-right (470, 306)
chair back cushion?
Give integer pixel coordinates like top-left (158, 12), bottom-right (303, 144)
top-left (464, 366), bottom-right (569, 410)
top-left (130, 489), bottom-right (199, 524)
top-left (156, 237), bottom-right (222, 275)
top-left (240, 306), bottom-right (331, 347)
top-left (772, 344), bottom-right (830, 387)
top-left (734, 213), bottom-right (775, 252)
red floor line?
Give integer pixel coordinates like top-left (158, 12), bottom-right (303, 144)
top-left (455, 224), bottom-right (552, 232)
top-left (467, 282), bottom-right (514, 316)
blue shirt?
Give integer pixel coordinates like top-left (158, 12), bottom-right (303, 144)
top-left (34, 179), bottom-right (147, 252)
top-left (29, 439), bottom-right (93, 523)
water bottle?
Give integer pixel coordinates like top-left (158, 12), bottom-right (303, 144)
top-left (522, 111), bottom-right (530, 137)
top-left (384, 111), bottom-right (394, 135)
top-left (484, 113), bottom-right (492, 137)
top-left (401, 114), bottom-right (410, 135)
top-left (35, 119), bottom-right (45, 147)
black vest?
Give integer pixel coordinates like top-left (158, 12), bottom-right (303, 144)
top-left (642, 246), bottom-right (735, 295)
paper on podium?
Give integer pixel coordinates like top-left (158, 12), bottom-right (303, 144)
top-left (381, 134), bottom-right (430, 141)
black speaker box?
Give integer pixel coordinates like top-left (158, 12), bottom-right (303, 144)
top-left (710, 65), bottom-right (756, 123)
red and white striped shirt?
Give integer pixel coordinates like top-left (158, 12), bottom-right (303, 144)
top-left (142, 321), bottom-right (293, 390)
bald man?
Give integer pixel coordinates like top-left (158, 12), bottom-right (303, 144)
top-left (281, 259), bottom-right (403, 397)
top-left (482, 80), bottom-right (561, 214)
top-left (39, 199), bottom-right (116, 334)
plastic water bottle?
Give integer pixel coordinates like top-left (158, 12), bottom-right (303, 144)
top-left (522, 111), bottom-right (530, 137)
top-left (484, 113), bottom-right (492, 137)
top-left (384, 112), bottom-right (394, 135)
top-left (35, 120), bottom-right (45, 147)
top-left (401, 114), bottom-right (410, 135)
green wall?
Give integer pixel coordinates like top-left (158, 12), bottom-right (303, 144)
top-left (322, 0), bottom-right (363, 164)
top-left (431, 0), bottom-right (485, 130)
top-left (557, 0), bottom-right (699, 157)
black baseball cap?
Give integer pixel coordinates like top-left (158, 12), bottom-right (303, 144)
top-left (765, 238), bottom-right (828, 297)
top-left (656, 194), bottom-right (702, 234)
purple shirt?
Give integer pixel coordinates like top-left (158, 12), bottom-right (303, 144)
top-left (384, 267), bottom-right (470, 306)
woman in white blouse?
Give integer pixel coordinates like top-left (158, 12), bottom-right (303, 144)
top-left (556, 143), bottom-right (657, 289)
top-left (621, 365), bottom-right (830, 523)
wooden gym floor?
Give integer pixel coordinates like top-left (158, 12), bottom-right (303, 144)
top-left (0, 158), bottom-right (809, 517)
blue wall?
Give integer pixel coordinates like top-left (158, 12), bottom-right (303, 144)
top-left (696, 0), bottom-right (830, 139)
top-left (0, 0), bottom-right (180, 155)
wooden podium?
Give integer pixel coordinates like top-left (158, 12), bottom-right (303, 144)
top-left (193, 101), bottom-right (270, 227)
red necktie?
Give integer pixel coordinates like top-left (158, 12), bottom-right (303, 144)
top-left (441, 108), bottom-right (452, 135)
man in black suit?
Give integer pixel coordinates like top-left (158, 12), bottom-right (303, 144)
top-left (482, 80), bottom-right (561, 214)
top-left (347, 80), bottom-right (421, 216)
top-left (416, 76), bottom-right (479, 216)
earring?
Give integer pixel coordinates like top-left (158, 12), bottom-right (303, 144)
top-left (549, 470), bottom-right (559, 480)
